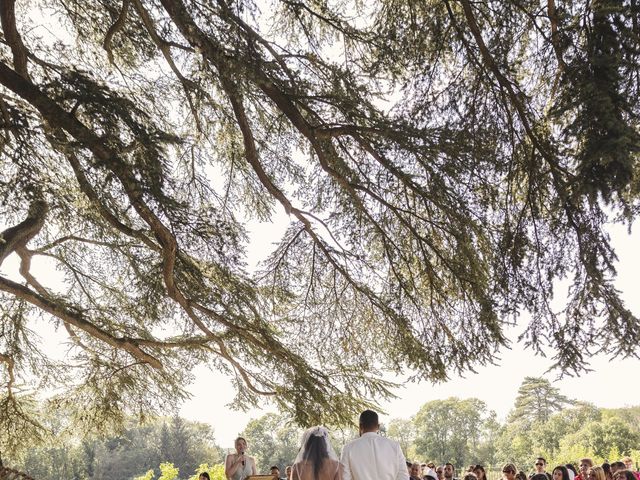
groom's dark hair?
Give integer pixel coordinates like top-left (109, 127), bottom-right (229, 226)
top-left (359, 410), bottom-right (378, 429)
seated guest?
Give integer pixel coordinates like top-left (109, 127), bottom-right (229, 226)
top-left (473, 465), bottom-right (487, 480)
top-left (621, 459), bottom-right (640, 480)
top-left (622, 459), bottom-right (636, 473)
top-left (502, 464), bottom-right (517, 480)
top-left (444, 463), bottom-right (459, 480)
top-left (424, 469), bottom-right (438, 480)
top-left (271, 466), bottom-right (281, 479)
top-left (614, 471), bottom-right (637, 480)
top-left (531, 458), bottom-right (553, 480)
top-left (411, 462), bottom-right (422, 480)
top-left (553, 466), bottom-right (571, 480)
top-left (577, 460), bottom-right (595, 480)
top-left (588, 466), bottom-right (606, 480)
top-left (612, 464), bottom-right (627, 475)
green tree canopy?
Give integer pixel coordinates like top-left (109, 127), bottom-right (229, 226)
top-left (411, 397), bottom-right (492, 467)
top-left (241, 413), bottom-right (301, 473)
top-left (1, 0), bottom-right (640, 457)
top-left (509, 377), bottom-right (572, 425)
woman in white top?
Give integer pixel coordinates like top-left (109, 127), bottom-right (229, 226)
top-left (292, 426), bottom-right (342, 480)
top-left (225, 437), bottom-right (257, 480)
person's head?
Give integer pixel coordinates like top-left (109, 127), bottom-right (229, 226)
top-left (425, 471), bottom-right (438, 480)
top-left (422, 464), bottom-right (428, 475)
top-left (234, 437), bottom-right (248, 454)
top-left (411, 463), bottom-right (422, 478)
top-left (463, 473), bottom-right (478, 480)
top-left (436, 466), bottom-right (444, 479)
top-left (516, 471), bottom-right (528, 480)
top-left (602, 464), bottom-right (612, 480)
top-left (199, 474), bottom-right (211, 480)
top-left (611, 463), bottom-right (626, 475)
top-left (588, 466), bottom-right (605, 480)
top-left (622, 459), bottom-right (634, 471)
top-left (474, 465), bottom-right (487, 480)
top-left (427, 463), bottom-right (436, 470)
top-left (580, 460), bottom-right (594, 476)
top-left (553, 466), bottom-right (571, 480)
top-left (300, 427), bottom-right (332, 480)
top-left (285, 466), bottom-right (292, 479)
top-left (359, 410), bottom-right (379, 434)
top-left (502, 464), bottom-right (517, 480)
top-left (445, 463), bottom-right (456, 479)
top-left (271, 466), bottom-right (280, 476)
top-left (614, 471), bottom-right (636, 480)
top-left (408, 462), bottom-right (414, 475)
top-left (535, 459), bottom-right (548, 473)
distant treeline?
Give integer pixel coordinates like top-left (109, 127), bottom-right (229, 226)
top-left (7, 377), bottom-right (640, 480)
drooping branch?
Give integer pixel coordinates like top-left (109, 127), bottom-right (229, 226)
top-left (0, 60), bottom-right (334, 398)
top-left (0, 275), bottom-right (163, 369)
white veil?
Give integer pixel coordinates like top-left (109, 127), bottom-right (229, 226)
top-left (293, 426), bottom-right (339, 478)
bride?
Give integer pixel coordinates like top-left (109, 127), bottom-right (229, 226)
top-left (291, 426), bottom-right (343, 480)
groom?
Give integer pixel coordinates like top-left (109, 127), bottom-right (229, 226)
top-left (340, 410), bottom-right (409, 480)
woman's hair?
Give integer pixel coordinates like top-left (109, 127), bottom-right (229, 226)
top-left (614, 471), bottom-right (636, 480)
top-left (554, 465), bottom-right (571, 480)
top-left (463, 473), bottom-right (478, 480)
top-left (474, 465), bottom-right (486, 480)
top-left (602, 464), bottom-right (612, 480)
top-left (589, 466), bottom-right (606, 480)
top-left (302, 433), bottom-right (329, 480)
top-left (566, 465), bottom-right (578, 476)
top-left (199, 473), bottom-right (211, 480)
top-left (235, 436), bottom-right (247, 445)
top-left (503, 464), bottom-right (517, 474)
top-left (516, 471), bottom-right (528, 480)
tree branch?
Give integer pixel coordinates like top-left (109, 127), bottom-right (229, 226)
top-left (0, 0), bottom-right (29, 79)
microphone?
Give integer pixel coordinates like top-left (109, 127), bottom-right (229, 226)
top-left (240, 450), bottom-right (245, 466)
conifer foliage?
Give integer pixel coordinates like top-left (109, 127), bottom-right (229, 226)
top-left (0, 0), bottom-right (639, 454)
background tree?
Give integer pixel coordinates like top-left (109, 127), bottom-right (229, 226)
top-left (1, 0), bottom-right (639, 461)
top-left (412, 397), bottom-right (492, 466)
top-left (387, 418), bottom-right (417, 458)
top-left (509, 377), bottom-right (572, 425)
top-left (241, 413), bottom-right (301, 473)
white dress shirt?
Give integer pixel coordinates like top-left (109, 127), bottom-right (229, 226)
top-left (340, 431), bottom-right (409, 480)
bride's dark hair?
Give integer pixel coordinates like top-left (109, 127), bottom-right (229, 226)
top-left (302, 433), bottom-right (329, 480)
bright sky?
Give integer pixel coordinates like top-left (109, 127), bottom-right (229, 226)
top-left (178, 216), bottom-right (640, 450)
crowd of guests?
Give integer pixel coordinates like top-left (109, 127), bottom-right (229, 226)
top-left (211, 410), bottom-right (639, 480)
top-left (403, 457), bottom-right (640, 480)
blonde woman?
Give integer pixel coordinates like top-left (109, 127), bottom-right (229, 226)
top-left (588, 467), bottom-right (606, 480)
top-left (225, 437), bottom-right (257, 480)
